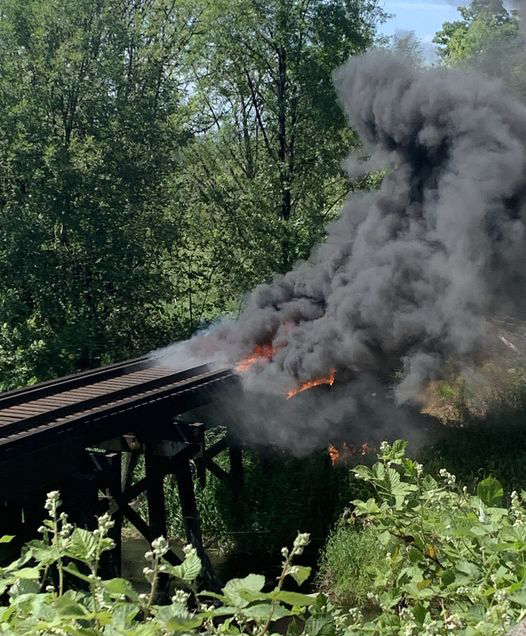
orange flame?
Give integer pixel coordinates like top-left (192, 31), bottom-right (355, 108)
top-left (328, 445), bottom-right (341, 465)
top-left (328, 442), bottom-right (376, 466)
top-left (235, 344), bottom-right (276, 372)
top-left (287, 369), bottom-right (335, 399)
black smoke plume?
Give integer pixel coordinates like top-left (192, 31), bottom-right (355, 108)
top-left (156, 52), bottom-right (526, 452)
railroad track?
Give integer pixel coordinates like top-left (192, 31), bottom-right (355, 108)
top-left (0, 357), bottom-right (237, 498)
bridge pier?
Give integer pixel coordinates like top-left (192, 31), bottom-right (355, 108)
top-left (91, 422), bottom-right (242, 590)
top-left (0, 358), bottom-right (241, 588)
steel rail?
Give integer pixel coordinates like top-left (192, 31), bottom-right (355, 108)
top-left (0, 363), bottom-right (213, 435)
top-left (0, 367), bottom-right (237, 456)
top-left (0, 356), bottom-right (152, 410)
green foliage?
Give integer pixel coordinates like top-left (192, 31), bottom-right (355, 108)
top-left (0, 491), bottom-right (346, 636)
top-left (434, 0), bottom-right (518, 64)
top-left (163, 438), bottom-right (367, 561)
top-left (167, 0), bottom-right (387, 296)
top-left (317, 521), bottom-right (381, 608)
top-left (7, 450), bottom-right (526, 634)
top-left (0, 0), bottom-right (387, 389)
top-left (433, 0), bottom-right (526, 97)
top-left (339, 440), bottom-right (526, 635)
top-left (422, 374), bottom-right (526, 496)
top-left (0, 0), bottom-right (201, 387)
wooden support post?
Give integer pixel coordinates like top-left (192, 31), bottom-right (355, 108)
top-left (101, 452), bottom-right (122, 578)
top-left (174, 456), bottom-right (222, 592)
top-left (145, 450), bottom-right (170, 600)
top-left (145, 451), bottom-right (167, 543)
top-left (228, 444), bottom-right (244, 491)
top-left (122, 449), bottom-right (140, 492)
top-left (62, 473), bottom-right (99, 530)
top-left (228, 437), bottom-right (244, 524)
top-left (85, 450), bottom-right (125, 578)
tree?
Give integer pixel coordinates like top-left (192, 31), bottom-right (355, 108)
top-left (0, 0), bottom-right (199, 387)
top-left (170, 0), bottom-right (386, 290)
top-left (433, 0), bottom-right (525, 92)
top-left (0, 0), bottom-right (386, 386)
top-left (391, 30), bottom-right (424, 66)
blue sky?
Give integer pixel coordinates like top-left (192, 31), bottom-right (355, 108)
top-left (379, 0), bottom-right (465, 45)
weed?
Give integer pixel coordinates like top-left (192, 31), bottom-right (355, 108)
top-left (317, 519), bottom-right (381, 608)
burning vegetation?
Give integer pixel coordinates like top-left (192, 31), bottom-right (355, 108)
top-left (327, 442), bottom-right (376, 466)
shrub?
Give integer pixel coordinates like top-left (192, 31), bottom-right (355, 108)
top-left (4, 444), bottom-right (526, 635)
top-left (317, 520), bottom-right (381, 608)
top-left (344, 440), bottom-right (526, 635)
top-left (0, 490), bottom-right (341, 635)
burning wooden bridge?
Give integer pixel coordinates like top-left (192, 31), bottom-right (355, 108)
top-left (0, 356), bottom-right (240, 588)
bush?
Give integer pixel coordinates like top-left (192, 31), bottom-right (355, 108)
top-left (4, 444), bottom-right (526, 635)
top-left (317, 520), bottom-right (381, 608)
top-left (343, 440), bottom-right (526, 635)
top-left (0, 490), bottom-right (341, 635)
top-left (164, 436), bottom-right (361, 559)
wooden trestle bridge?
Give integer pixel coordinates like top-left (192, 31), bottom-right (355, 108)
top-left (0, 356), bottom-right (241, 589)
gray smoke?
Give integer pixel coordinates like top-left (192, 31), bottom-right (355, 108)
top-left (156, 52), bottom-right (526, 452)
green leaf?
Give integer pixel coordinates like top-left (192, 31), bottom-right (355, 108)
top-left (165, 553), bottom-right (201, 582)
top-left (241, 602), bottom-right (290, 620)
top-left (271, 590), bottom-right (316, 606)
top-left (510, 588), bottom-right (526, 606)
top-left (288, 565), bottom-right (311, 586)
top-left (353, 465), bottom-right (372, 481)
top-left (391, 440), bottom-right (408, 458)
top-left (412, 602), bottom-right (428, 625)
top-left (165, 615), bottom-right (204, 631)
top-left (67, 528), bottom-right (98, 561)
top-left (103, 577), bottom-right (139, 601)
top-left (352, 498), bottom-right (380, 516)
top-left (54, 596), bottom-right (89, 618)
top-left (154, 604), bottom-right (203, 631)
top-left (108, 603), bottom-right (140, 627)
top-left (223, 574), bottom-right (265, 608)
top-left (477, 477), bottom-right (504, 507)
top-left (8, 578), bottom-right (40, 597)
top-left (197, 590), bottom-right (226, 602)
top-left (0, 535), bottom-right (14, 544)
top-left (441, 569), bottom-right (456, 585)
top-left (304, 616), bottom-right (334, 636)
top-left (12, 567), bottom-right (40, 580)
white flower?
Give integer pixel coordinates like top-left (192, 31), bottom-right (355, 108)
top-left (183, 543), bottom-right (197, 558)
top-left (444, 613), bottom-right (462, 631)
top-left (44, 490), bottom-right (60, 512)
top-left (172, 589), bottom-right (190, 604)
top-left (292, 533), bottom-right (310, 555)
top-left (151, 536), bottom-right (169, 557)
top-left (439, 469), bottom-right (456, 487)
top-left (97, 512), bottom-right (115, 535)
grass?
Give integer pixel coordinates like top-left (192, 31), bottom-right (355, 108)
top-left (421, 375), bottom-right (526, 495)
top-left (318, 368), bottom-right (526, 606)
top-left (317, 520), bottom-right (381, 608)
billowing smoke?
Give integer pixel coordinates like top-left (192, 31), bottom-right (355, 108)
top-left (156, 52), bottom-right (526, 453)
